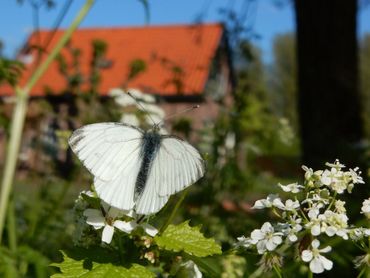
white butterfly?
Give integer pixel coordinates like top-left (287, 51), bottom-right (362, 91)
top-left (68, 123), bottom-right (205, 215)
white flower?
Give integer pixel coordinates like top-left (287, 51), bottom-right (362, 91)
top-left (361, 198), bottom-right (370, 214)
top-left (83, 205), bottom-right (158, 244)
top-left (274, 199), bottom-right (300, 211)
top-left (348, 228), bottom-right (370, 241)
top-left (322, 210), bottom-right (349, 239)
top-left (120, 113), bottom-right (140, 126)
top-left (325, 160), bottom-right (345, 169)
top-left (252, 194), bottom-right (282, 209)
top-left (348, 168), bottom-right (364, 184)
top-left (140, 102), bottom-right (165, 119)
top-left (278, 182), bottom-right (304, 193)
top-left (334, 200), bottom-right (346, 214)
top-left (302, 165), bottom-right (314, 180)
top-left (306, 203), bottom-right (323, 219)
top-left (250, 222), bottom-right (283, 254)
top-left (236, 236), bottom-right (258, 248)
top-left (302, 193), bottom-right (329, 208)
top-left (128, 88), bottom-right (156, 103)
top-left (301, 239), bottom-right (333, 274)
top-left (306, 209), bottom-right (349, 239)
top-left (109, 88), bottom-right (137, 107)
top-left (286, 216), bottom-right (303, 242)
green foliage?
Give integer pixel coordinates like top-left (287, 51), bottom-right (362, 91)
top-left (127, 58), bottom-right (147, 81)
top-left (155, 220), bottom-right (222, 257)
top-left (172, 117), bottom-right (192, 139)
top-left (0, 245), bottom-right (50, 278)
top-left (270, 33), bottom-right (298, 131)
top-left (90, 39), bottom-right (108, 94)
top-left (51, 251), bottom-right (154, 277)
top-left (0, 58), bottom-right (24, 87)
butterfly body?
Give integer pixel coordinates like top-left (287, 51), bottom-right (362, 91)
top-left (135, 130), bottom-right (161, 199)
top-left (69, 122), bottom-right (205, 215)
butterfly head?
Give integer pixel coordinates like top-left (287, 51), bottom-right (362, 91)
top-left (150, 123), bottom-right (162, 133)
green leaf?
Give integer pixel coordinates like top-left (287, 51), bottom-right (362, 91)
top-left (80, 192), bottom-right (100, 209)
top-left (155, 221), bottom-right (222, 257)
top-left (51, 251), bottom-right (154, 277)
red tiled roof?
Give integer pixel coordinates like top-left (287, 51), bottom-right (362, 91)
top-left (0, 23), bottom-right (223, 97)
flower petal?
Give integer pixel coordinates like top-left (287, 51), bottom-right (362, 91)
top-left (141, 223), bottom-right (158, 237)
top-left (310, 257), bottom-right (324, 274)
top-left (301, 250), bottom-right (313, 262)
top-left (325, 226), bottom-right (336, 237)
top-left (256, 241), bottom-right (267, 254)
top-left (318, 255), bottom-right (333, 270)
top-left (84, 212), bottom-right (105, 228)
top-left (261, 222), bottom-right (273, 233)
top-left (265, 239), bottom-right (277, 251)
top-left (83, 209), bottom-right (102, 218)
top-left (288, 234), bottom-right (298, 242)
top-left (272, 235), bottom-right (282, 245)
top-left (311, 239), bottom-right (320, 249)
top-left (102, 225), bottom-right (114, 244)
top-left (114, 220), bottom-right (137, 233)
top-left (311, 225), bottom-right (321, 236)
top-left (251, 229), bottom-right (264, 240)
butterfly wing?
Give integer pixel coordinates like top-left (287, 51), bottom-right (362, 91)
top-left (69, 123), bottom-right (144, 210)
top-left (68, 123), bottom-right (143, 182)
top-left (135, 136), bottom-right (205, 214)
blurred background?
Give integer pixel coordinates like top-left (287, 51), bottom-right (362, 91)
top-left (0, 0), bottom-right (369, 276)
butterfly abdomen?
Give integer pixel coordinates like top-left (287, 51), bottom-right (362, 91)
top-left (135, 131), bottom-right (161, 199)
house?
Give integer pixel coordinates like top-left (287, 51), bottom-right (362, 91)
top-left (0, 23), bottom-right (234, 173)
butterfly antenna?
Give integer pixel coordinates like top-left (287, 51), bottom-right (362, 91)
top-left (159, 105), bottom-right (200, 125)
top-left (127, 91), bottom-right (157, 126)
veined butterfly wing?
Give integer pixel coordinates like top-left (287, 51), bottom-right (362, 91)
top-left (68, 123), bottom-right (143, 182)
top-left (135, 136), bottom-right (205, 214)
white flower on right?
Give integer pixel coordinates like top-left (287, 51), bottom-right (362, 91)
top-left (274, 199), bottom-right (300, 211)
top-left (252, 194), bottom-right (282, 209)
top-left (278, 182), bottom-right (304, 193)
top-left (361, 198), bottom-right (370, 214)
top-left (301, 239), bottom-right (333, 274)
top-left (250, 222), bottom-right (283, 254)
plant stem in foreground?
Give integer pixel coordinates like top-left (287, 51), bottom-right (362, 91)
top-left (0, 0), bottom-right (96, 244)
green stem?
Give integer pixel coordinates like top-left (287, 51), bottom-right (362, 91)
top-left (273, 265), bottom-right (283, 278)
top-left (0, 0), bottom-right (96, 244)
top-left (6, 196), bottom-right (17, 252)
top-left (308, 270), bottom-right (313, 278)
top-left (356, 267), bottom-right (366, 278)
top-left (249, 265), bottom-right (264, 278)
top-left (159, 189), bottom-right (189, 234)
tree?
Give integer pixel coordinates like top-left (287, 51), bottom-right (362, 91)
top-left (294, 0), bottom-right (364, 168)
top-left (270, 33), bottom-right (298, 132)
top-left (360, 34), bottom-right (370, 138)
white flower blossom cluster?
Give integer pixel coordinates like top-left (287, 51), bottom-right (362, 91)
top-left (109, 88), bottom-right (166, 129)
top-left (237, 160), bottom-right (370, 274)
top-left (73, 190), bottom-right (158, 245)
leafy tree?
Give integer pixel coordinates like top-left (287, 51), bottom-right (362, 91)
top-left (270, 33), bottom-right (298, 132)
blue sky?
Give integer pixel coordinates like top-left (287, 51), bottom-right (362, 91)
top-left (0, 0), bottom-right (369, 62)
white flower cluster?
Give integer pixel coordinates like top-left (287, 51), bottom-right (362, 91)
top-left (237, 160), bottom-right (369, 274)
top-left (109, 88), bottom-right (166, 129)
top-left (74, 190), bottom-right (158, 245)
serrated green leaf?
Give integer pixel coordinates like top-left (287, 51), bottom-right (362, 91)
top-left (51, 251), bottom-right (154, 277)
top-left (155, 221), bottom-right (222, 257)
